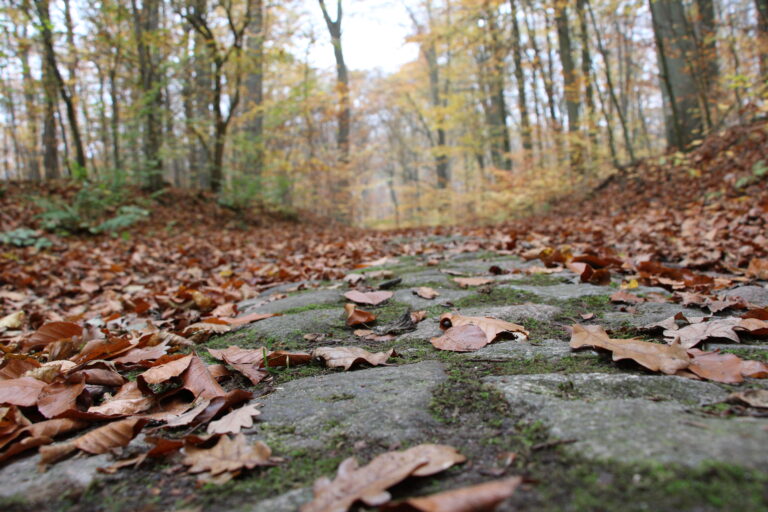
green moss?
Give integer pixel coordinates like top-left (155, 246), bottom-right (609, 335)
top-left (450, 287), bottom-right (540, 308)
top-left (721, 349), bottom-right (768, 363)
top-left (511, 273), bottom-right (568, 286)
top-left (279, 302), bottom-right (339, 315)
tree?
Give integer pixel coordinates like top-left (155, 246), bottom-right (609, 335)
top-left (318, 0), bottom-right (351, 163)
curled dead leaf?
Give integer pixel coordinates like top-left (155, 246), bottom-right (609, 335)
top-left (439, 313), bottom-right (529, 344)
top-left (344, 304), bottom-right (377, 326)
top-left (312, 347), bottom-right (396, 370)
top-left (343, 290), bottom-right (394, 306)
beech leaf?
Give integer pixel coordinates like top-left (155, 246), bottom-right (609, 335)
top-left (206, 404), bottom-right (261, 434)
top-left (73, 417), bottom-right (148, 454)
top-left (183, 433), bottom-right (276, 476)
top-left (343, 290), bottom-right (394, 306)
top-left (312, 347), bottom-right (396, 370)
top-left (439, 313), bottom-right (529, 343)
top-left (413, 287), bottom-right (439, 300)
top-left (343, 304), bottom-right (377, 326)
top-left (382, 476), bottom-right (522, 512)
top-left (430, 325), bottom-right (489, 352)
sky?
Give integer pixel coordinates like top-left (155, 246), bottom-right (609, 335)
top-left (300, 0), bottom-right (419, 73)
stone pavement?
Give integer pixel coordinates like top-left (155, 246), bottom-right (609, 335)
top-left (1, 242), bottom-right (767, 511)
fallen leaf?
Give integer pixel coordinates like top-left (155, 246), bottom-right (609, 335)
top-left (73, 417), bottom-right (148, 454)
top-left (610, 290), bottom-right (645, 304)
top-left (38, 375), bottom-right (86, 418)
top-left (747, 258), bottom-right (768, 280)
top-left (344, 304), bottom-right (377, 326)
top-left (206, 404), bottom-right (261, 434)
top-left (88, 381), bottom-right (154, 416)
top-left (381, 476), bottom-right (522, 512)
top-left (570, 324), bottom-right (690, 374)
top-left (181, 356), bottom-right (226, 399)
top-left (0, 377), bottom-right (47, 406)
top-left (138, 354), bottom-right (194, 387)
top-left (663, 317), bottom-right (740, 349)
top-left (439, 313), bottom-right (529, 344)
top-left (727, 389), bottom-right (768, 408)
top-left (183, 433), bottom-right (276, 477)
top-left (23, 322), bottom-right (82, 352)
top-left (344, 290), bottom-right (394, 306)
top-left (736, 317), bottom-right (768, 336)
top-left (312, 347), bottom-right (396, 370)
top-left (453, 277), bottom-right (493, 288)
top-left (413, 287), bottom-right (439, 300)
top-left (301, 444), bottom-right (465, 512)
top-left (687, 348), bottom-right (768, 383)
top-left (430, 325), bottom-right (489, 352)
top-left (0, 311), bottom-right (24, 331)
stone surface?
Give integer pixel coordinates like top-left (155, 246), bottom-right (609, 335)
top-left (250, 488), bottom-right (313, 512)
top-left (241, 289), bottom-right (342, 315)
top-left (231, 308), bottom-right (343, 342)
top-left (704, 343), bottom-right (768, 352)
top-left (0, 452), bottom-right (111, 500)
top-left (458, 303), bottom-right (561, 323)
top-left (251, 361), bottom-right (446, 451)
top-left (395, 269), bottom-right (452, 287)
top-left (602, 302), bottom-right (704, 329)
top-left (462, 339), bottom-right (592, 362)
top-left (392, 288), bottom-right (473, 309)
top-left (720, 285), bottom-right (768, 307)
top-left (500, 283), bottom-right (613, 301)
top-left (487, 373), bottom-right (768, 470)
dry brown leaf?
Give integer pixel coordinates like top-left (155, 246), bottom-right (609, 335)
top-left (413, 287), bottom-right (439, 300)
top-left (570, 324), bottom-right (690, 374)
top-left (206, 404), bottom-right (261, 434)
top-left (312, 347), bottom-right (396, 370)
top-left (23, 322), bottom-right (82, 352)
top-left (183, 433), bottom-right (276, 476)
top-left (381, 476), bottom-right (522, 512)
top-left (0, 377), bottom-right (47, 406)
top-left (0, 357), bottom-right (41, 380)
top-left (73, 417), bottom-right (148, 454)
top-left (264, 351), bottom-right (313, 368)
top-left (610, 290), bottom-right (645, 304)
top-left (735, 318), bottom-right (768, 336)
top-left (88, 381), bottom-right (154, 416)
top-left (344, 290), bottom-right (394, 306)
top-left (430, 325), bottom-right (489, 352)
top-left (301, 444), bottom-right (465, 512)
top-left (38, 375), bottom-right (86, 418)
top-left (344, 304), bottom-right (377, 326)
top-left (0, 435), bottom-right (53, 464)
top-left (746, 258), bottom-right (768, 280)
top-left (181, 356), bottom-right (226, 399)
top-left (439, 313), bottom-right (529, 344)
top-left (453, 277), bottom-right (494, 288)
top-left (0, 311), bottom-right (24, 331)
top-left (663, 317), bottom-right (740, 349)
top-left (687, 348), bottom-right (768, 383)
top-left (727, 389), bottom-right (768, 408)
top-left (138, 354), bottom-right (194, 386)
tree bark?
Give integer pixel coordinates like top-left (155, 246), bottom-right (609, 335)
top-left (245, 0), bottom-right (265, 177)
top-left (509, 0), bottom-right (532, 151)
top-left (318, 0), bottom-right (351, 164)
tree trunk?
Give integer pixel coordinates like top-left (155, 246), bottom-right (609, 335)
top-left (131, 0), bottom-right (164, 191)
top-left (509, 0), bottom-right (532, 151)
top-left (483, 2), bottom-right (511, 171)
top-left (245, 0), bottom-right (265, 177)
top-left (576, 0), bottom-right (597, 152)
top-left (318, 0), bottom-right (351, 163)
top-left (757, 0), bottom-right (768, 77)
top-left (18, 30), bottom-right (41, 180)
top-left (555, 0), bottom-right (583, 172)
top-left (33, 0), bottom-right (86, 175)
top-left (649, 0), bottom-right (703, 149)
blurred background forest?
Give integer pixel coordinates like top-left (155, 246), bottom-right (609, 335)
top-left (0, 0), bottom-right (766, 227)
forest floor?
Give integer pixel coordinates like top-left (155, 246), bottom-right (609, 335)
top-left (0, 121), bottom-right (768, 511)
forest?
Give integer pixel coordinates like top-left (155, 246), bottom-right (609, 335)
top-left (1, 0), bottom-right (764, 226)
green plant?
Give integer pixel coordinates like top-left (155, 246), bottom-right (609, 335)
top-left (34, 182), bottom-right (148, 235)
top-left (0, 228), bottom-right (51, 249)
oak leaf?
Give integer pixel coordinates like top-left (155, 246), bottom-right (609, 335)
top-left (570, 324), bottom-right (690, 375)
top-left (430, 325), bottom-right (489, 352)
top-left (439, 313), bottom-right (529, 344)
top-left (312, 347), bottom-right (396, 370)
top-left (344, 304), bottom-right (377, 326)
top-left (344, 290), bottom-right (394, 306)
top-left (413, 287), bottom-right (439, 300)
top-left (381, 476), bottom-right (522, 512)
top-left (453, 277), bottom-right (494, 288)
top-left (206, 404), bottom-right (261, 434)
top-left (663, 317), bottom-right (740, 349)
top-left (183, 433), bottom-right (276, 477)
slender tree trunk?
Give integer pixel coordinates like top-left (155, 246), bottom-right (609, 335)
top-left (484, 2), bottom-right (511, 171)
top-left (576, 0), bottom-right (597, 153)
top-left (245, 0), bottom-right (265, 178)
top-left (318, 0), bottom-right (351, 163)
top-left (757, 0), bottom-right (768, 77)
top-left (131, 0), bottom-right (164, 190)
top-left (510, 0), bottom-right (532, 151)
top-left (555, 0), bottom-right (583, 172)
top-left (33, 0), bottom-right (86, 175)
top-left (18, 31), bottom-right (41, 180)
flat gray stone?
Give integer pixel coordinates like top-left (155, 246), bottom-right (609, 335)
top-left (396, 270), bottom-right (451, 287)
top-left (0, 452), bottom-right (111, 501)
top-left (704, 343), bottom-right (768, 352)
top-left (231, 308), bottom-right (343, 342)
top-left (720, 285), bottom-right (768, 307)
top-left (487, 373), bottom-right (768, 470)
top-left (251, 361), bottom-right (446, 451)
top-left (459, 303), bottom-right (561, 323)
top-left (250, 488), bottom-right (313, 512)
top-left (393, 288), bottom-right (473, 309)
top-left (602, 302), bottom-right (704, 329)
top-left (500, 283), bottom-right (613, 301)
top-left (462, 339), bottom-right (591, 362)
top-left (241, 289), bottom-right (342, 315)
